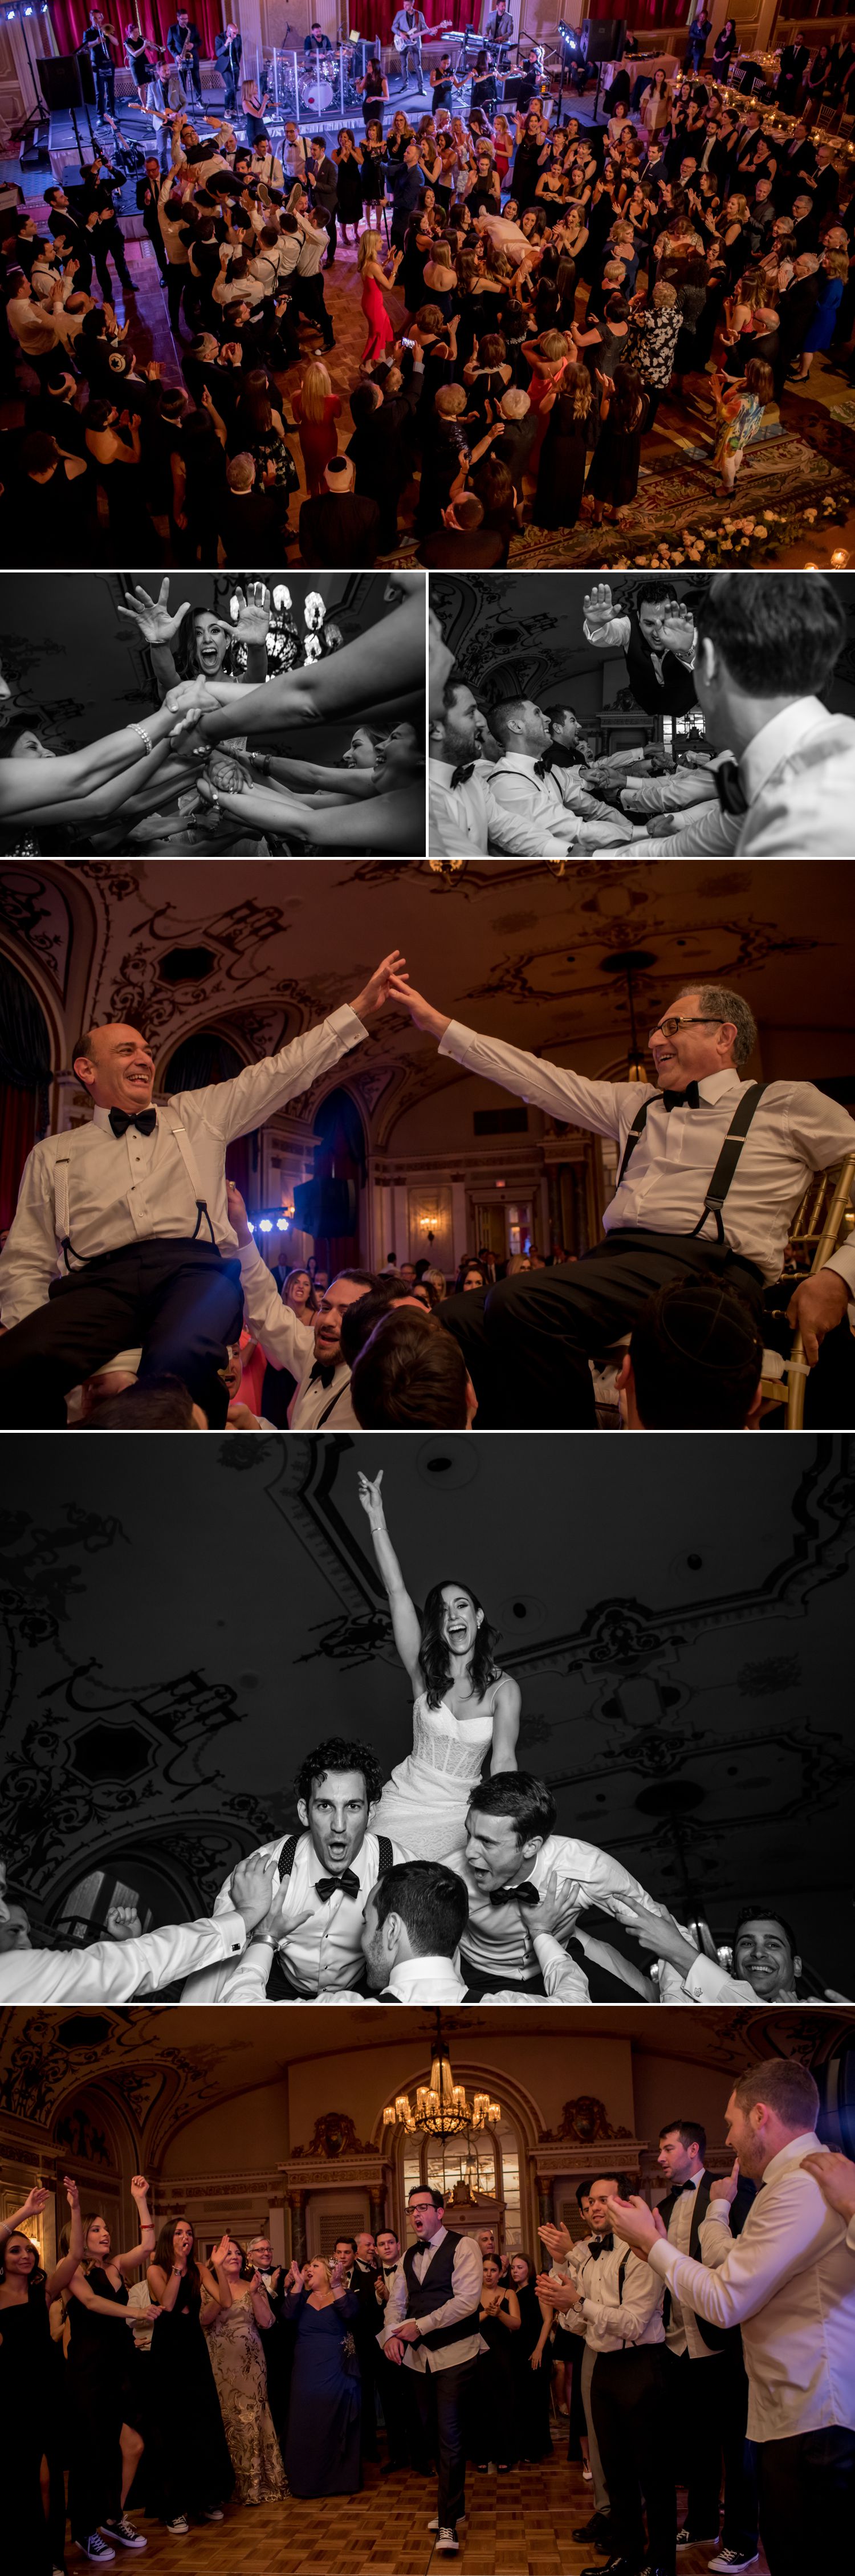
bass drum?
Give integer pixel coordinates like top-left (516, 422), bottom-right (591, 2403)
top-left (301, 77), bottom-right (335, 113)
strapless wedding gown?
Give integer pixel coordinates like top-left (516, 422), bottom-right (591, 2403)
top-left (374, 1687), bottom-right (500, 1861)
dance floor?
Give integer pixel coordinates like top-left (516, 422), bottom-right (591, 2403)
top-left (5, 196), bottom-right (855, 570)
top-left (109, 2455), bottom-right (772, 2573)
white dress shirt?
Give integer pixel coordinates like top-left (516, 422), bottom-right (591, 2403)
top-left (181, 1827), bottom-right (405, 2003)
top-left (0, 1007), bottom-right (366, 1328)
top-left (484, 753), bottom-right (584, 850)
top-left (646, 2132), bottom-right (855, 2441)
top-left (656, 1951), bottom-right (853, 2009)
top-left (663, 2168), bottom-right (731, 2360)
top-left (567, 2234), bottom-right (665, 2353)
top-left (0, 1904), bottom-right (249, 2006)
top-left (437, 1024), bottom-right (855, 1294)
top-left (337, 1941), bottom-right (591, 2004)
top-left (235, 1242), bottom-right (358, 1428)
top-left (454, 1832), bottom-right (654, 1983)
top-left (735, 695), bottom-right (855, 855)
top-left (380, 2224), bottom-right (486, 2372)
top-left (429, 757), bottom-right (560, 857)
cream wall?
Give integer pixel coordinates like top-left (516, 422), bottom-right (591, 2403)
top-left (160, 2077), bottom-right (291, 2175)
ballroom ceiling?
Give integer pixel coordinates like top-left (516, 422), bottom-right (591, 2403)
top-left (432, 571), bottom-right (855, 712)
top-left (5, 859), bottom-right (855, 1152)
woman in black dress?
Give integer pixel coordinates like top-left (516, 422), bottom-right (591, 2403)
top-left (534, 356), bottom-right (592, 530)
top-left (145, 2218), bottom-right (234, 2536)
top-left (66, 2176), bottom-right (155, 2561)
top-left (508, 2254), bottom-right (555, 2461)
top-left (469, 2254), bottom-right (521, 2471)
top-left (333, 129), bottom-right (364, 242)
top-left (360, 121), bottom-right (386, 223)
top-left (511, 110), bottom-right (544, 211)
top-left (0, 2177), bottom-right (85, 2576)
top-left (586, 361), bottom-right (648, 525)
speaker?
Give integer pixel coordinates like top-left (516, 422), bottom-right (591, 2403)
top-left (292, 1177), bottom-right (358, 1238)
top-left (41, 54), bottom-right (85, 112)
top-left (581, 18), bottom-right (626, 64)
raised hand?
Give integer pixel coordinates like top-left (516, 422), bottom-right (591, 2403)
top-left (385, 974), bottom-right (449, 1041)
top-left (64, 2176), bottom-right (80, 2209)
top-left (106, 1903), bottom-right (143, 1941)
top-left (710, 2158), bottom-right (740, 2206)
top-left (357, 1468), bottom-right (385, 1527)
top-left (538, 2219), bottom-right (572, 2257)
top-left (657, 603), bottom-right (695, 655)
top-left (210, 2234), bottom-right (231, 2269)
top-left (115, 580), bottom-right (190, 649)
top-left (129, 2175), bottom-right (150, 2205)
top-left (583, 580), bottom-right (614, 628)
top-left (351, 950), bottom-right (408, 1021)
top-left (19, 2184), bottom-right (51, 2219)
top-left (225, 1179), bottom-right (253, 1246)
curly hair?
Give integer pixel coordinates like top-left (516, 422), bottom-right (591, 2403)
top-left (294, 1737), bottom-right (385, 1809)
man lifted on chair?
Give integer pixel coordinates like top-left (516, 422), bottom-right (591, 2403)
top-left (388, 973), bottom-right (855, 1429)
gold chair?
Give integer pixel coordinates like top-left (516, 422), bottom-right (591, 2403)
top-left (761, 1151), bottom-right (855, 1429)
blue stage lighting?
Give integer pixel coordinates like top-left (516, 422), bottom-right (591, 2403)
top-left (258, 1217), bottom-right (273, 1233)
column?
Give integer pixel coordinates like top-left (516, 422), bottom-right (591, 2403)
top-left (287, 2188), bottom-right (307, 2265)
top-left (535, 2173), bottom-right (555, 2226)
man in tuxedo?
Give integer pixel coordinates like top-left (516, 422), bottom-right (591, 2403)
top-left (335, 2233), bottom-right (382, 2460)
top-left (181, 1736), bottom-right (406, 2000)
top-left (362, 1859), bottom-right (471, 2004)
top-left (168, 12), bottom-right (202, 107)
top-left (380, 2185), bottom-right (484, 2557)
top-left (656, 2122), bottom-right (758, 2573)
top-left (215, 22), bottom-right (243, 115)
top-left (375, 2229), bottom-right (418, 2472)
top-left (246, 2234), bottom-right (294, 2448)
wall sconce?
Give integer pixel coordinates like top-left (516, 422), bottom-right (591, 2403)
top-left (428, 858), bottom-right (466, 878)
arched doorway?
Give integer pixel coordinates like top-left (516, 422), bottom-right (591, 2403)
top-left (310, 1087), bottom-right (367, 1274)
top-left (0, 952), bottom-right (51, 1232)
top-left (162, 1027), bottom-right (255, 1201)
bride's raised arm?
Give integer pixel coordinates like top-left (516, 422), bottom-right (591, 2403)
top-left (490, 1675), bottom-right (521, 1773)
top-left (358, 1470), bottom-right (422, 1687)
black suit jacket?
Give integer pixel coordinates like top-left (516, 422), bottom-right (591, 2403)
top-left (658, 2169), bottom-right (755, 2354)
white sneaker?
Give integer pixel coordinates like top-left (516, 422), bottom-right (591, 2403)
top-left (165, 2519), bottom-right (189, 2536)
top-left (201, 2509), bottom-right (225, 2522)
top-left (435, 2536), bottom-right (459, 2559)
top-left (709, 2554), bottom-right (759, 2573)
top-left (429, 2518), bottom-right (466, 2532)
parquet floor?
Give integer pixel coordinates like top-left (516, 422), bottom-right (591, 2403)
top-left (87, 2457), bottom-right (771, 2575)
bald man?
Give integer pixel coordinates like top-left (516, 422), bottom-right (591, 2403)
top-left (0, 957), bottom-right (402, 1428)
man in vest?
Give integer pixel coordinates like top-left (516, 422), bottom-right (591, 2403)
top-left (0, 952), bottom-right (403, 1430)
top-left (583, 580), bottom-right (699, 717)
top-left (656, 2120), bottom-right (758, 2574)
top-left (181, 1736), bottom-right (406, 2001)
top-left (380, 2183), bottom-right (485, 2557)
top-left (387, 969), bottom-right (855, 1428)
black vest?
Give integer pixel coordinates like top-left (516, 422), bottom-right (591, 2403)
top-left (402, 2230), bottom-right (473, 2351)
top-left (624, 609), bottom-right (698, 717)
top-left (659, 2170), bottom-right (755, 2354)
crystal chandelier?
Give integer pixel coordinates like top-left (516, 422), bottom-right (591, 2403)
top-left (382, 2014), bottom-right (500, 2140)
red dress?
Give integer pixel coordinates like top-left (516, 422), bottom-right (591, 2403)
top-left (292, 388), bottom-right (341, 494)
top-left (361, 271), bottom-right (394, 367)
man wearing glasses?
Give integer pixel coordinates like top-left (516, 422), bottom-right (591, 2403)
top-left (388, 972), bottom-right (855, 1427)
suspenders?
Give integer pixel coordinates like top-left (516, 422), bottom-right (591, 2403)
top-left (615, 1083), bottom-right (769, 1247)
top-left (53, 1111), bottom-right (216, 1270)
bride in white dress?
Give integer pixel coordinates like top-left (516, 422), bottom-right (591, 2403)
top-left (358, 1468), bottom-right (521, 1862)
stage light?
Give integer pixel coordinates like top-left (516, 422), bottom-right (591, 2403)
top-left (246, 1220), bottom-right (256, 1233)
top-left (258, 1217), bottom-right (273, 1233)
top-left (276, 1216), bottom-right (290, 1232)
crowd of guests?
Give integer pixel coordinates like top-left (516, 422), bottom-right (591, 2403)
top-left (3, 1728), bottom-right (849, 2009)
top-left (0, 574), bottom-right (424, 856)
top-left (2, 39), bottom-right (855, 570)
top-left (3, 2072), bottom-right (855, 2567)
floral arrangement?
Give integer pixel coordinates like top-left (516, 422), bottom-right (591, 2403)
top-left (596, 488), bottom-right (854, 571)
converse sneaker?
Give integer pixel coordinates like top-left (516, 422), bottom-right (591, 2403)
top-left (677, 2534), bottom-right (718, 2551)
top-left (429, 2517), bottom-right (466, 2531)
top-left (74, 2543), bottom-right (116, 2564)
top-left (435, 2536), bottom-right (459, 2559)
top-left (165, 2519), bottom-right (189, 2536)
top-left (708, 2553), bottom-right (759, 2572)
top-left (201, 2509), bottom-right (225, 2522)
top-left (100, 2523), bottom-right (146, 2553)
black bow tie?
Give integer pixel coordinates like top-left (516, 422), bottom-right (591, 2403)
top-left (588, 2234), bottom-right (614, 2258)
top-left (109, 1106), bottom-right (157, 1137)
top-left (488, 1880), bottom-right (539, 1907)
top-left (315, 1868), bottom-right (360, 1902)
top-left (532, 758), bottom-right (547, 779)
top-left (450, 761), bottom-right (475, 789)
top-left (662, 1080), bottom-right (701, 1111)
top-left (309, 1359), bottom-right (336, 1389)
top-left (715, 755), bottom-right (748, 817)
top-left (673, 2179), bottom-right (698, 2195)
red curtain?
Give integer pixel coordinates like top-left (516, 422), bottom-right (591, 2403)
top-left (46, 1), bottom-right (226, 66)
top-left (0, 1084), bottom-right (37, 1235)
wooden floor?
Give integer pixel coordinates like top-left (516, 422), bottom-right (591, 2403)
top-left (93, 2456), bottom-right (771, 2575)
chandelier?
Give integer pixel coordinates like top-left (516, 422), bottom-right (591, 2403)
top-left (382, 2014), bottom-right (500, 2140)
top-left (543, 858), bottom-right (570, 877)
top-left (603, 947), bottom-right (656, 1083)
top-left (427, 858), bottom-right (466, 879)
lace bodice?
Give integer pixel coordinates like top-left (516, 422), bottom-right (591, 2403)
top-left (410, 1691), bottom-right (497, 1782)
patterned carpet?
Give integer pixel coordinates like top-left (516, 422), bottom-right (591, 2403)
top-left (506, 424), bottom-right (854, 570)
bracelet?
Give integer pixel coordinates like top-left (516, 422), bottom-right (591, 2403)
top-left (129, 721), bottom-right (153, 757)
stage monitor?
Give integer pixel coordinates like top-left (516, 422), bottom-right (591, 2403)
top-left (292, 1177), bottom-right (358, 1238)
top-left (581, 18), bottom-right (626, 64)
top-left (40, 53), bottom-right (87, 113)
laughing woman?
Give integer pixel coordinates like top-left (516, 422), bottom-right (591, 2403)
top-left (359, 1467), bottom-right (520, 1860)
